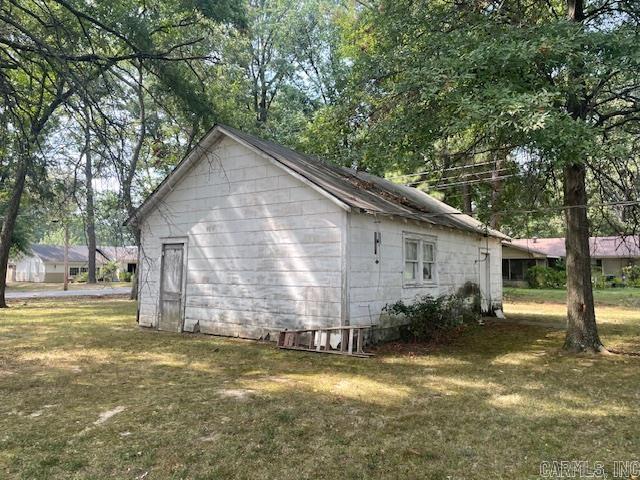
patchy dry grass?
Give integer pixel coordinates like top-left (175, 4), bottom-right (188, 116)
top-left (1, 298), bottom-right (639, 479)
top-left (6, 281), bottom-right (131, 293)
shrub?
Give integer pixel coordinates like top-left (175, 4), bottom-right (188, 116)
top-left (119, 271), bottom-right (133, 282)
top-left (382, 293), bottom-right (479, 342)
top-left (592, 273), bottom-right (606, 289)
top-left (98, 260), bottom-right (118, 282)
top-left (610, 276), bottom-right (626, 288)
top-left (622, 265), bottom-right (640, 282)
top-left (74, 271), bottom-right (88, 283)
top-left (526, 265), bottom-right (566, 289)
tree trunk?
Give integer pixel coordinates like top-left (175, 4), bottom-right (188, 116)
top-left (461, 183), bottom-right (473, 215)
top-left (490, 151), bottom-right (504, 230)
top-left (562, 164), bottom-right (604, 352)
top-left (84, 111), bottom-right (97, 283)
top-left (561, 0), bottom-right (605, 353)
top-left (63, 223), bottom-right (69, 291)
top-left (124, 67), bottom-right (146, 301)
top-left (130, 228), bottom-right (140, 301)
top-left (0, 156), bottom-right (29, 308)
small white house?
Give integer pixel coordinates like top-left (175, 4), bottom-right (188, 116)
top-left (8, 244), bottom-right (138, 283)
top-left (128, 125), bottom-right (508, 338)
top-left (9, 245), bottom-right (109, 283)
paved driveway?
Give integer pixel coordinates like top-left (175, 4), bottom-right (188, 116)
top-left (6, 287), bottom-right (130, 299)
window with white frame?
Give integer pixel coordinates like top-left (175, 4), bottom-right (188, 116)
top-left (403, 234), bottom-right (437, 285)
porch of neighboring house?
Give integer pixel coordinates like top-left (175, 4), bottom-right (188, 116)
top-left (501, 242), bottom-right (553, 287)
top-left (501, 258), bottom-right (548, 287)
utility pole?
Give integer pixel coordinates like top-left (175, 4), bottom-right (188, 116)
top-left (63, 221), bottom-right (69, 291)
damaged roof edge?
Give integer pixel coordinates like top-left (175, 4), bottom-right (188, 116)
top-left (125, 124), bottom-right (510, 241)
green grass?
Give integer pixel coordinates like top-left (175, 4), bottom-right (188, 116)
top-left (1, 297), bottom-right (639, 479)
top-left (6, 282), bottom-right (131, 293)
top-left (504, 286), bottom-right (640, 308)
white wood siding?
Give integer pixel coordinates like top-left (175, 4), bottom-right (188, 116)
top-left (14, 256), bottom-right (45, 282)
top-left (138, 136), bottom-right (346, 338)
top-left (347, 212), bottom-right (503, 325)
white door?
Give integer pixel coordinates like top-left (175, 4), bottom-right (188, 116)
top-left (479, 249), bottom-right (491, 313)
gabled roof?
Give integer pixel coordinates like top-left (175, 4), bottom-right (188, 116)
top-left (126, 124), bottom-right (509, 240)
top-left (502, 241), bottom-right (551, 258)
top-left (25, 245), bottom-right (138, 263)
top-left (509, 236), bottom-right (640, 259)
top-left (97, 246), bottom-right (138, 263)
top-left (28, 245), bottom-right (109, 263)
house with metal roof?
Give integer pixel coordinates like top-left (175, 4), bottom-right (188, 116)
top-left (502, 236), bottom-right (640, 285)
top-left (6, 245), bottom-right (138, 283)
top-left (127, 125), bottom-right (508, 338)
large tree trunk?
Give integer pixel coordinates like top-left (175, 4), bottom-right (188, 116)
top-left (562, 164), bottom-right (604, 352)
top-left (84, 111), bottom-right (97, 283)
top-left (561, 0), bottom-right (605, 353)
top-left (0, 156), bottom-right (28, 308)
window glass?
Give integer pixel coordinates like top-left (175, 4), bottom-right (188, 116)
top-left (423, 243), bottom-right (434, 262)
top-left (423, 262), bottom-right (432, 280)
top-left (404, 236), bottom-right (436, 284)
top-left (404, 262), bottom-right (417, 281)
top-left (405, 240), bottom-right (418, 261)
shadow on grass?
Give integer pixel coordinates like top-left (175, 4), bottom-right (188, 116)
top-left (2, 298), bottom-right (639, 479)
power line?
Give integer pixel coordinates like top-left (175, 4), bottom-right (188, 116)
top-left (414, 200), bottom-right (640, 218)
top-left (386, 157), bottom-right (542, 182)
top-left (415, 173), bottom-right (521, 189)
top-left (404, 170), bottom-right (515, 188)
top-left (386, 160), bottom-right (500, 181)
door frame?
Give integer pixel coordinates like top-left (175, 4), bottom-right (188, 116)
top-left (158, 236), bottom-right (189, 332)
top-left (479, 247), bottom-right (491, 313)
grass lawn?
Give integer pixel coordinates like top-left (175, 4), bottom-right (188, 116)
top-left (6, 282), bottom-right (131, 293)
top-left (1, 298), bottom-right (639, 479)
top-left (504, 286), bottom-right (640, 309)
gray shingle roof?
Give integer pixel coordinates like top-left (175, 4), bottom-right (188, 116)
top-left (29, 245), bottom-right (102, 263)
top-left (128, 124), bottom-right (509, 240)
top-left (97, 246), bottom-right (138, 263)
top-left (510, 236), bottom-right (640, 259)
top-left (27, 245), bottom-right (137, 263)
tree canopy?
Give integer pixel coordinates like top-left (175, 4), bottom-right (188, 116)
top-left (2, 0), bottom-right (640, 351)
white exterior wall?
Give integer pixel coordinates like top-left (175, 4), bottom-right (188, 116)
top-left (138, 137), bottom-right (346, 338)
top-left (601, 257), bottom-right (638, 277)
top-left (13, 259), bottom-right (92, 283)
top-left (14, 256), bottom-right (45, 282)
top-left (347, 213), bottom-right (503, 326)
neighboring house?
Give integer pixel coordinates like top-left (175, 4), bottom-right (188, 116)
top-left (502, 241), bottom-right (560, 286)
top-left (503, 236), bottom-right (640, 284)
top-left (10, 245), bottom-right (109, 283)
top-left (127, 124), bottom-right (508, 339)
top-left (6, 262), bottom-right (16, 283)
top-left (8, 245), bottom-right (138, 283)
top-left (98, 246), bottom-right (139, 278)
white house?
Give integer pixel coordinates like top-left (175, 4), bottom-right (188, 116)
top-left (8, 245), bottom-right (109, 283)
top-left (127, 125), bottom-right (508, 339)
top-left (7, 244), bottom-right (138, 283)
